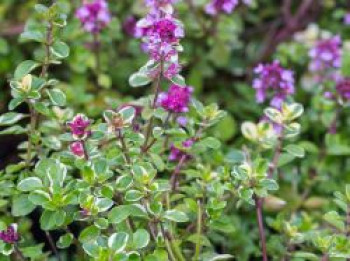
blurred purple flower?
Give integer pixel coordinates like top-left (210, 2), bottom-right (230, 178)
top-left (253, 60), bottom-right (295, 108)
top-left (158, 84), bottom-right (193, 113)
top-left (123, 16), bottom-right (138, 37)
top-left (205, 0), bottom-right (251, 15)
top-left (344, 13), bottom-right (350, 25)
top-left (169, 139), bottom-right (194, 161)
top-left (336, 77), bottom-right (350, 100)
top-left (177, 116), bottom-right (188, 127)
top-left (309, 36), bottom-right (342, 73)
top-left (76, 0), bottom-right (111, 34)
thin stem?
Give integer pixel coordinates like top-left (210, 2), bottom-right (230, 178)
top-left (142, 60), bottom-right (163, 154)
top-left (254, 195), bottom-right (268, 261)
top-left (193, 199), bottom-right (202, 261)
top-left (45, 231), bottom-right (61, 261)
top-left (346, 204), bottom-right (350, 261)
top-left (159, 223), bottom-right (176, 261)
top-left (26, 18), bottom-right (54, 168)
top-left (267, 134), bottom-right (283, 179)
top-left (328, 107), bottom-right (341, 134)
top-left (14, 244), bottom-right (26, 261)
top-left (117, 129), bottom-right (131, 164)
top-left (25, 102), bottom-right (36, 168)
top-left (81, 140), bottom-right (89, 161)
top-left (162, 112), bottom-right (172, 151)
top-left (93, 32), bottom-right (101, 87)
top-left (170, 155), bottom-right (186, 191)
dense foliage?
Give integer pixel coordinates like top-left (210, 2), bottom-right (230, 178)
top-left (0, 0), bottom-right (350, 260)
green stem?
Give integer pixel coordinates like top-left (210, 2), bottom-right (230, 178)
top-left (141, 60), bottom-right (164, 154)
top-left (159, 222), bottom-right (176, 261)
top-left (25, 101), bottom-right (36, 168)
top-left (193, 199), bottom-right (202, 261)
top-left (14, 244), bottom-right (26, 261)
top-left (170, 239), bottom-right (186, 261)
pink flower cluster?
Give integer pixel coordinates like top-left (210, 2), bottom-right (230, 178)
top-left (135, 0), bottom-right (184, 79)
top-left (158, 84), bottom-right (193, 113)
top-left (309, 36), bottom-right (342, 73)
top-left (137, 16), bottom-right (184, 61)
top-left (253, 61), bottom-right (295, 108)
top-left (67, 114), bottom-right (91, 158)
top-left (76, 0), bottom-right (111, 33)
top-left (0, 224), bottom-right (19, 244)
top-left (205, 0), bottom-right (251, 15)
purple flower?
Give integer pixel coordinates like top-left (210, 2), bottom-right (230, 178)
top-left (164, 63), bottom-right (181, 79)
top-left (253, 60), bottom-right (295, 108)
top-left (70, 141), bottom-right (85, 158)
top-left (336, 78), bottom-right (350, 100)
top-left (157, 84), bottom-right (193, 113)
top-left (76, 0), bottom-right (111, 34)
top-left (0, 224), bottom-right (19, 244)
top-left (169, 139), bottom-right (194, 161)
top-left (309, 36), bottom-right (342, 73)
top-left (137, 16), bottom-right (184, 62)
top-left (344, 13), bottom-right (350, 25)
top-left (205, 0), bottom-right (250, 15)
top-left (67, 114), bottom-right (91, 139)
top-left (205, 0), bottom-right (239, 15)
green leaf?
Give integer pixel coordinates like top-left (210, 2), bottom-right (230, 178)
top-left (170, 74), bottom-right (186, 86)
top-left (119, 106), bottom-right (136, 124)
top-left (108, 232), bottom-right (129, 252)
top-left (12, 195), bottom-right (36, 216)
top-left (129, 72), bottom-right (151, 87)
top-left (0, 112), bottom-right (26, 126)
top-left (163, 210), bottom-right (189, 223)
top-left (28, 190), bottom-right (51, 206)
top-left (116, 175), bottom-right (133, 191)
top-left (346, 184), bottom-right (350, 202)
top-left (284, 144), bottom-right (305, 158)
top-left (79, 226), bottom-right (100, 243)
top-left (8, 98), bottom-right (25, 110)
top-left (133, 229), bottom-right (150, 249)
top-left (259, 179), bottom-right (279, 191)
top-left (14, 60), bottom-right (40, 80)
top-left (264, 108), bottom-right (283, 124)
top-left (20, 31), bottom-right (45, 43)
top-left (323, 211), bottom-right (345, 231)
top-left (17, 177), bottom-right (43, 192)
top-left (57, 233), bottom-right (74, 249)
top-left (50, 41), bottom-right (70, 59)
top-left (21, 244), bottom-right (44, 259)
top-left (95, 198), bottom-right (113, 212)
top-left (40, 210), bottom-right (57, 230)
top-left (0, 125), bottom-right (27, 135)
top-left (292, 252), bottom-right (318, 260)
top-left (125, 190), bottom-right (144, 202)
top-left (46, 89), bottom-right (66, 106)
top-left (108, 205), bottom-right (131, 224)
top-left (198, 137), bottom-right (221, 149)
